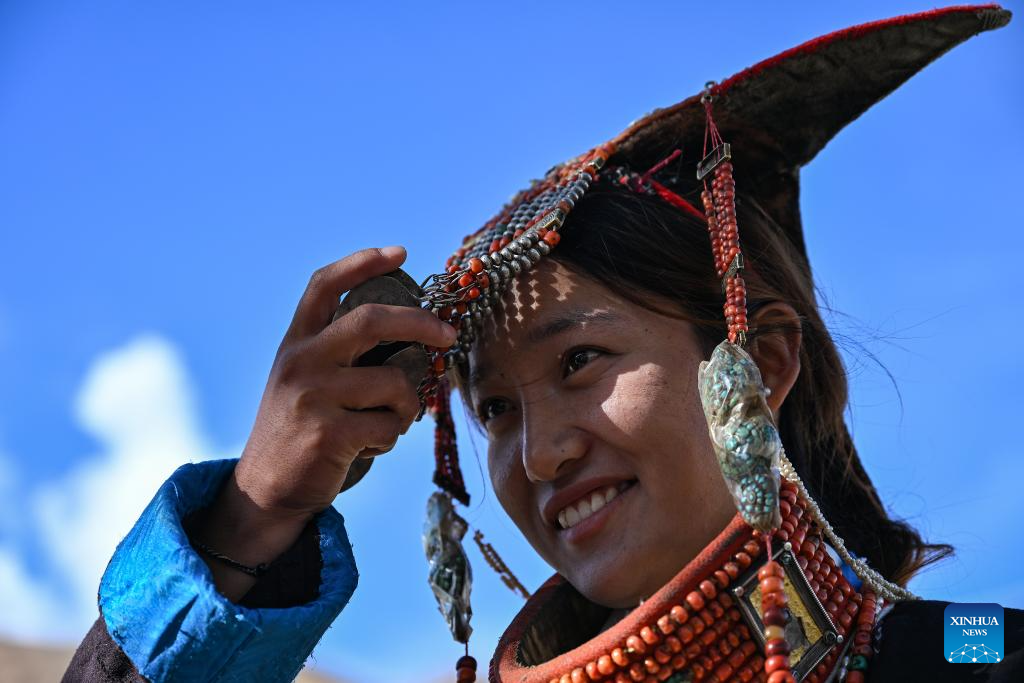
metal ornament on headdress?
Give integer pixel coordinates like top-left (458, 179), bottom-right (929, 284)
top-left (424, 492), bottom-right (474, 644)
top-left (694, 81), bottom-right (799, 683)
top-left (694, 81), bottom-right (783, 534)
top-left (691, 81), bottom-right (916, 682)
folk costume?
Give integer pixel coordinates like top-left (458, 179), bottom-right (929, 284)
top-left (64, 6), bottom-right (1023, 683)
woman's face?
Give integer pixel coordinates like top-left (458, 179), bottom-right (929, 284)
top-left (467, 259), bottom-right (737, 608)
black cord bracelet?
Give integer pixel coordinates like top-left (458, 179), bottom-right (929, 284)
top-left (195, 541), bottom-right (270, 578)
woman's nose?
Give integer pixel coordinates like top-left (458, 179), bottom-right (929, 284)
top-left (520, 396), bottom-right (588, 483)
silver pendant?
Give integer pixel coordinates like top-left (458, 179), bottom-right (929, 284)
top-left (424, 492), bottom-right (473, 643)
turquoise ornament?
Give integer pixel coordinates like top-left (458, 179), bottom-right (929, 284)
top-left (698, 340), bottom-right (783, 532)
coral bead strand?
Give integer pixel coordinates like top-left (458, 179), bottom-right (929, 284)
top-left (758, 547), bottom-right (797, 683)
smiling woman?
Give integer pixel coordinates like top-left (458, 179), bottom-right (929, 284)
top-left (62, 5), bottom-right (1023, 683)
top-left (460, 181), bottom-right (942, 615)
top-left (465, 251), bottom-right (739, 610)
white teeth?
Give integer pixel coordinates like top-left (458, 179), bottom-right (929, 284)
top-left (557, 484), bottom-right (625, 529)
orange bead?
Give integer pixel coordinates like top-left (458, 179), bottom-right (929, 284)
top-left (543, 231), bottom-right (561, 246)
top-left (758, 563), bottom-right (784, 581)
top-left (468, 257), bottom-right (484, 273)
top-left (476, 273), bottom-right (490, 289)
top-left (713, 662), bottom-right (733, 681)
top-left (459, 273), bottom-right (474, 288)
top-left (627, 635), bottom-right (647, 655)
top-left (767, 671), bottom-right (796, 683)
top-left (765, 655), bottom-right (790, 673)
top-left (760, 576), bottom-right (784, 594)
top-left (699, 580), bottom-right (717, 599)
top-left (685, 591), bottom-right (705, 611)
top-left (670, 605), bottom-right (687, 623)
top-left (640, 626), bottom-right (660, 645)
top-left (612, 647), bottom-right (630, 667)
top-left (597, 655), bottom-right (615, 675)
top-left (570, 669), bottom-right (586, 683)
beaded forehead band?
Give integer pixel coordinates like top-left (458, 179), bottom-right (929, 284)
top-left (407, 7), bottom-right (1010, 682)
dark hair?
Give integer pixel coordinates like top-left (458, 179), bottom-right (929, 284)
top-left (547, 181), bottom-right (952, 586)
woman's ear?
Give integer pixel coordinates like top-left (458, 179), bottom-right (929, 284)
top-left (747, 301), bottom-right (802, 417)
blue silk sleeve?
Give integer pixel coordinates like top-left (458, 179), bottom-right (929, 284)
top-left (97, 459), bottom-right (358, 682)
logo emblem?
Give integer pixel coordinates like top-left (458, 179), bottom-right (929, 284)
top-left (944, 603), bottom-right (1003, 663)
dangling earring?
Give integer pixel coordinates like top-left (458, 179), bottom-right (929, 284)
top-left (697, 80), bottom-right (796, 683)
top-left (695, 81), bottom-right (916, 683)
top-left (423, 379), bottom-right (478, 682)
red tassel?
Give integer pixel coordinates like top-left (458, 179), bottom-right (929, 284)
top-left (431, 379), bottom-right (470, 506)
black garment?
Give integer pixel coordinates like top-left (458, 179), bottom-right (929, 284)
top-left (64, 520), bottom-right (1024, 682)
top-left (872, 600), bottom-right (1024, 682)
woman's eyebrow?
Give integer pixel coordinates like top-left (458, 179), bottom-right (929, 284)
top-left (526, 309), bottom-right (621, 344)
top-left (468, 310), bottom-right (621, 392)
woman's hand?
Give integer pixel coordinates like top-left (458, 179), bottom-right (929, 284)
top-left (192, 246), bottom-right (456, 599)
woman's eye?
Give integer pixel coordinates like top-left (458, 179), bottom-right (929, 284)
top-left (478, 398), bottom-right (511, 423)
top-left (563, 348), bottom-right (601, 377)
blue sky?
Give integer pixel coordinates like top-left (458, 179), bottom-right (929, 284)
top-left (1, 2), bottom-right (1021, 681)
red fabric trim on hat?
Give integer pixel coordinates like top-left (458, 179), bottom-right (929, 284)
top-left (717, 4), bottom-right (1003, 95)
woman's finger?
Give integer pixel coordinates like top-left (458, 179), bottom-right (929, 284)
top-left (340, 410), bottom-right (405, 452)
top-left (329, 366), bottom-right (421, 427)
top-left (286, 246), bottom-right (408, 340)
top-left (318, 303), bottom-right (456, 366)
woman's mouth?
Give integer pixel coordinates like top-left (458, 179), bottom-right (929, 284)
top-left (555, 480), bottom-right (635, 531)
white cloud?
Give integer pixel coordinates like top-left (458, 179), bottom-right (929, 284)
top-left (0, 335), bottom-right (221, 642)
top-left (0, 548), bottom-right (64, 642)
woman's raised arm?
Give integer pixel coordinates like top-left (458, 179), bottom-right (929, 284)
top-left (63, 246), bottom-right (456, 682)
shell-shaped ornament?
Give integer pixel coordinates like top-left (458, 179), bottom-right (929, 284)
top-left (698, 340), bottom-right (783, 532)
top-left (423, 492), bottom-right (473, 643)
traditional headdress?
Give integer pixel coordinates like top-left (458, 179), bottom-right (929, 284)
top-left (354, 6), bottom-right (1010, 682)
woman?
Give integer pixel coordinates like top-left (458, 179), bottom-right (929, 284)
top-left (64, 5), bottom-right (1021, 683)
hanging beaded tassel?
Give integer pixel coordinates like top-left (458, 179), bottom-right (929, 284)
top-left (427, 378), bottom-right (470, 506)
top-left (424, 378), bottom-right (474, 679)
top-left (473, 530), bottom-right (531, 600)
top-left (697, 81), bottom-right (797, 683)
